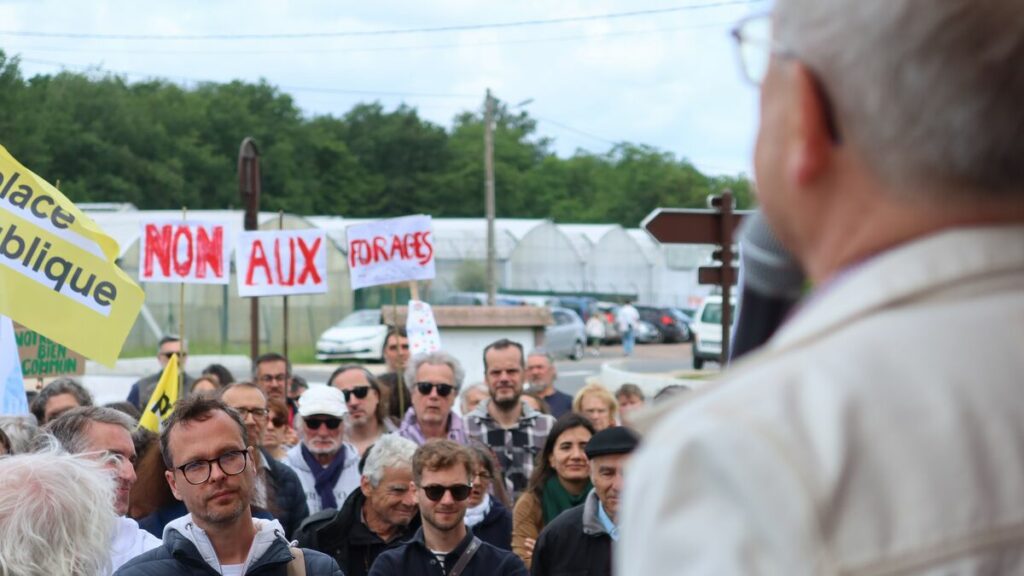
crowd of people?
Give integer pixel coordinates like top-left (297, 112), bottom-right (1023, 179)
top-left (4, 0), bottom-right (1023, 573)
top-left (0, 328), bottom-right (655, 576)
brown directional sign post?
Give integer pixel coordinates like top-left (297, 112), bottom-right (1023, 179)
top-left (641, 190), bottom-right (751, 364)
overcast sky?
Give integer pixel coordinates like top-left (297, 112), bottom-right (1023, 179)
top-left (0, 0), bottom-right (770, 176)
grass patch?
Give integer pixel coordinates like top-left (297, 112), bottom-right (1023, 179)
top-left (119, 343), bottom-right (317, 363)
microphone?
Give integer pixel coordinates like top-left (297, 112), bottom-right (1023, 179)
top-left (729, 211), bottom-right (805, 362)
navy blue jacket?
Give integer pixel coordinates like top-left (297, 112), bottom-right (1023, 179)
top-left (470, 499), bottom-right (513, 551)
top-left (368, 526), bottom-right (526, 576)
top-left (263, 448), bottom-right (310, 538)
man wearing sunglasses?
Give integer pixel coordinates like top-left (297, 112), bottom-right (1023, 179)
top-left (398, 351), bottom-right (469, 446)
top-left (369, 440), bottom-right (527, 576)
top-left (284, 385), bottom-right (361, 515)
top-left (330, 364), bottom-right (396, 456)
top-left (220, 382), bottom-right (309, 539)
top-left (115, 396), bottom-right (341, 575)
top-left (126, 335), bottom-right (194, 410)
top-left (621, 1), bottom-right (1024, 575)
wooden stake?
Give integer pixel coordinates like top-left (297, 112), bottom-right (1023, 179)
top-left (179, 207), bottom-right (187, 396)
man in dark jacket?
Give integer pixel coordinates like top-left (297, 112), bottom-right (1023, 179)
top-left (126, 335), bottom-right (194, 409)
top-left (531, 427), bottom-right (639, 576)
top-left (114, 396), bottom-right (340, 576)
top-left (297, 434), bottom-right (421, 576)
top-left (221, 382), bottom-right (309, 538)
top-left (369, 440), bottom-right (526, 576)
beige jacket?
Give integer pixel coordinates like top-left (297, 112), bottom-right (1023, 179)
top-left (511, 492), bottom-right (544, 569)
top-left (619, 226), bottom-right (1024, 575)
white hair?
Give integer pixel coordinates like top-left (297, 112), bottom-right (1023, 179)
top-left (0, 415), bottom-right (41, 454)
top-left (775, 0), bottom-right (1024, 197)
top-left (362, 434), bottom-right (418, 487)
top-left (404, 350), bottom-right (466, 392)
top-left (0, 442), bottom-right (117, 575)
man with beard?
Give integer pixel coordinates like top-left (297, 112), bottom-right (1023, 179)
top-left (284, 385), bottom-right (361, 515)
top-left (46, 406), bottom-right (161, 574)
top-left (220, 382), bottom-right (309, 538)
top-left (297, 434), bottom-right (422, 576)
top-left (114, 396), bottom-right (340, 575)
top-left (466, 339), bottom-right (556, 497)
top-left (368, 440), bottom-right (527, 576)
top-left (330, 365), bottom-right (396, 456)
top-left (524, 350), bottom-right (573, 418)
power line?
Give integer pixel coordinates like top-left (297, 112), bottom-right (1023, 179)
top-left (0, 1), bottom-right (766, 41)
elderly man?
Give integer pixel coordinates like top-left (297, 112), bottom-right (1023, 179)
top-left (532, 427), bottom-right (638, 576)
top-left (46, 406), bottom-right (161, 574)
top-left (126, 335), bottom-right (193, 410)
top-left (30, 376), bottom-right (93, 424)
top-left (330, 364), bottom-right (395, 455)
top-left (115, 396), bottom-right (340, 575)
top-left (0, 445), bottom-right (119, 576)
top-left (466, 339), bottom-right (555, 495)
top-left (621, 2), bottom-right (1024, 574)
top-left (524, 350), bottom-right (573, 418)
top-left (220, 382), bottom-right (309, 538)
top-left (297, 434), bottom-right (422, 576)
top-left (369, 440), bottom-right (527, 576)
top-left (284, 385), bottom-right (361, 515)
top-left (398, 351), bottom-right (469, 445)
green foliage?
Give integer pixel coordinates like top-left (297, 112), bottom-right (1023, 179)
top-left (0, 49), bottom-right (753, 226)
top-left (454, 260), bottom-right (487, 292)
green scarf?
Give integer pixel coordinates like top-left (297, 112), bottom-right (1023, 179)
top-left (541, 475), bottom-right (592, 524)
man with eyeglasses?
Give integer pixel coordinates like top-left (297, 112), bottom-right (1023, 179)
top-left (330, 364), bottom-right (397, 456)
top-left (368, 440), bottom-right (527, 576)
top-left (620, 2), bottom-right (1024, 575)
top-left (398, 350), bottom-right (469, 446)
top-left (126, 335), bottom-right (194, 410)
top-left (115, 396), bottom-right (340, 575)
top-left (297, 434), bottom-right (422, 576)
top-left (220, 382), bottom-right (309, 538)
top-left (466, 339), bottom-right (555, 497)
top-left (45, 406), bottom-right (161, 575)
top-left (284, 385), bottom-right (361, 515)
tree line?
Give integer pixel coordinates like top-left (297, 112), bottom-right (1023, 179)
top-left (0, 50), bottom-right (753, 227)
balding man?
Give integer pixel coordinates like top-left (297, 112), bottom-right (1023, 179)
top-left (621, 2), bottom-right (1024, 574)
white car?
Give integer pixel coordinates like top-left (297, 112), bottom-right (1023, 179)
top-left (315, 309), bottom-right (389, 362)
top-left (691, 295), bottom-right (736, 370)
top-left (544, 307), bottom-right (587, 361)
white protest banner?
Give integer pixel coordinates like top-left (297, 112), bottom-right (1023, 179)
top-left (406, 300), bottom-right (441, 356)
top-left (138, 220), bottom-right (230, 284)
top-left (235, 229), bottom-right (328, 297)
top-left (347, 215), bottom-right (435, 290)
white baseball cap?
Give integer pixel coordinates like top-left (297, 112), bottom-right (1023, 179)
top-left (297, 385), bottom-right (348, 418)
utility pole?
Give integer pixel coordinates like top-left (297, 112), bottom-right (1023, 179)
top-left (484, 88), bottom-right (497, 306)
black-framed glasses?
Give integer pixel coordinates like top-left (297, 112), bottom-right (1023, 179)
top-left (259, 373), bottom-right (288, 383)
top-left (304, 416), bottom-right (342, 430)
top-left (175, 449), bottom-right (249, 485)
top-left (342, 386), bottom-right (370, 402)
top-left (420, 483), bottom-right (473, 502)
top-left (232, 407), bottom-right (268, 419)
top-left (416, 382), bottom-right (454, 397)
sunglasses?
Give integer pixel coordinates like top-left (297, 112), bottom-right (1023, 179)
top-left (416, 382), bottom-right (454, 397)
top-left (420, 483), bottom-right (473, 502)
top-left (304, 417), bottom-right (342, 430)
top-left (342, 386), bottom-right (371, 402)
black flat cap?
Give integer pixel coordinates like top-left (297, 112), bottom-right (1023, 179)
top-left (585, 426), bottom-right (640, 458)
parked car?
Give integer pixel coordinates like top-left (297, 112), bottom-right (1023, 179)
top-left (544, 307), bottom-right (587, 361)
top-left (690, 295), bottom-right (736, 369)
top-left (438, 292), bottom-right (529, 306)
top-left (634, 320), bottom-right (662, 344)
top-left (552, 296), bottom-right (598, 321)
top-left (595, 301), bottom-right (621, 344)
top-left (636, 305), bottom-right (691, 343)
top-left (669, 308), bottom-right (694, 342)
top-left (315, 309), bottom-right (388, 362)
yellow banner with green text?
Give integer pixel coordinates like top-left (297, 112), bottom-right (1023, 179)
top-left (0, 144), bottom-right (143, 366)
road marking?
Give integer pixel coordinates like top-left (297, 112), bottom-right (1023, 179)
top-left (559, 370), bottom-right (595, 377)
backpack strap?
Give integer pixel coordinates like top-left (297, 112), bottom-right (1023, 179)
top-left (287, 547), bottom-right (306, 576)
top-left (448, 537), bottom-right (482, 576)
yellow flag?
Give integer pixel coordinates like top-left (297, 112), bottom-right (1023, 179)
top-left (139, 353), bottom-right (180, 432)
top-left (0, 144), bottom-right (143, 366)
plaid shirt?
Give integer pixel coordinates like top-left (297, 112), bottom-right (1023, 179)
top-left (465, 399), bottom-right (556, 497)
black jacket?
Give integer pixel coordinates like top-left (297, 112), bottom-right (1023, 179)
top-left (469, 498), bottom-right (513, 551)
top-left (368, 526), bottom-right (527, 576)
top-left (262, 448), bottom-right (310, 538)
top-left (113, 520), bottom-right (342, 576)
top-left (531, 490), bottom-right (613, 576)
top-left (296, 488), bottom-right (419, 576)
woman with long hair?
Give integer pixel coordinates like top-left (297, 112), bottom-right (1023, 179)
top-left (511, 412), bottom-right (595, 569)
